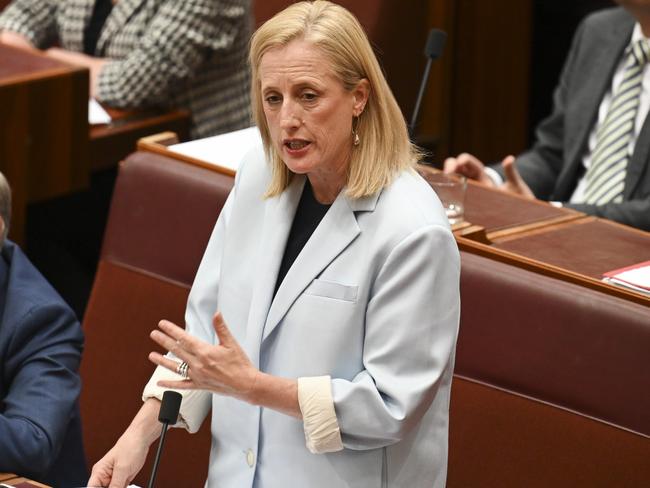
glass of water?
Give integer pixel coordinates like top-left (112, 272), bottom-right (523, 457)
top-left (423, 172), bottom-right (467, 225)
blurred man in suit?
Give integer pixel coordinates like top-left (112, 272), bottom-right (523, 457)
top-left (445, 2), bottom-right (650, 231)
top-left (0, 172), bottom-right (87, 487)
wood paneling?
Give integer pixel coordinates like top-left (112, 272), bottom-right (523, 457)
top-left (0, 45), bottom-right (88, 244)
top-left (422, 0), bottom-right (532, 163)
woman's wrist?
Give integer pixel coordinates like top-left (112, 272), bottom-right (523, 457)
top-left (246, 371), bottom-right (301, 419)
top-left (123, 398), bottom-right (165, 447)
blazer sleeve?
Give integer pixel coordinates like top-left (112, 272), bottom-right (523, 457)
top-left (0, 0), bottom-right (59, 47)
top-left (565, 199), bottom-right (650, 231)
top-left (330, 224), bottom-right (460, 450)
top-left (0, 301), bottom-right (83, 477)
top-left (97, 0), bottom-right (248, 108)
top-left (499, 17), bottom-right (589, 199)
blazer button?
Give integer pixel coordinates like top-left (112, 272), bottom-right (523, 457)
top-left (246, 448), bottom-right (255, 467)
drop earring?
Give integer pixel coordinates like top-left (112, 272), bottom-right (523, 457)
top-left (352, 116), bottom-right (360, 146)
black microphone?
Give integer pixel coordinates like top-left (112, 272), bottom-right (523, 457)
top-left (147, 391), bottom-right (182, 488)
top-left (409, 28), bottom-right (447, 138)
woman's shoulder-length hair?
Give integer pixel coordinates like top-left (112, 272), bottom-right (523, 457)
top-left (249, 0), bottom-right (421, 199)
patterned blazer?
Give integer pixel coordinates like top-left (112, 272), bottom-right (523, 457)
top-left (0, 0), bottom-right (252, 138)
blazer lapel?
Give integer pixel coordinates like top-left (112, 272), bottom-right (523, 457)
top-left (261, 188), bottom-right (378, 342)
top-left (62, 0), bottom-right (95, 52)
top-left (242, 176), bottom-right (304, 365)
top-left (555, 19), bottom-right (633, 198)
top-left (96, 0), bottom-right (145, 56)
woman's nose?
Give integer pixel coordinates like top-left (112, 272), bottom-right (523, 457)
top-left (280, 101), bottom-right (302, 130)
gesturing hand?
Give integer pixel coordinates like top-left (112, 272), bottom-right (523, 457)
top-left (149, 313), bottom-right (260, 403)
top-left (499, 155), bottom-right (535, 199)
top-left (443, 152), bottom-right (496, 187)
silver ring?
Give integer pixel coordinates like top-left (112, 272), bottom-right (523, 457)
top-left (176, 361), bottom-right (190, 379)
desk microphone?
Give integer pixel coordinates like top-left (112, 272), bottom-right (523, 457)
top-left (147, 390), bottom-right (182, 488)
top-left (409, 28), bottom-right (447, 138)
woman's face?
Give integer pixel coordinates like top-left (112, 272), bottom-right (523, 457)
top-left (259, 39), bottom-right (368, 196)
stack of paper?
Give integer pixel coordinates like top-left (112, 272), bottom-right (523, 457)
top-left (88, 98), bottom-right (112, 124)
top-left (602, 260), bottom-right (650, 295)
top-left (168, 126), bottom-right (262, 172)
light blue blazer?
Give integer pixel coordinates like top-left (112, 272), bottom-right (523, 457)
top-left (182, 145), bottom-right (460, 487)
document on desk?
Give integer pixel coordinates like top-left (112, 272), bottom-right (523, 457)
top-left (88, 98), bottom-right (112, 124)
top-left (168, 125), bottom-right (262, 173)
top-left (603, 260), bottom-right (650, 295)
top-left (75, 486), bottom-right (141, 488)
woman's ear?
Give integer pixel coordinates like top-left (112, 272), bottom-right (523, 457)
top-left (352, 78), bottom-right (370, 116)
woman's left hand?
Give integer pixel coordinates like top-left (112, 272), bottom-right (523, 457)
top-left (149, 313), bottom-right (260, 403)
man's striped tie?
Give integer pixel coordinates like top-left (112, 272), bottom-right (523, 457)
top-left (583, 39), bottom-right (650, 205)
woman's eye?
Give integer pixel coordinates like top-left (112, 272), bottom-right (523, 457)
top-left (265, 95), bottom-right (281, 104)
top-left (302, 92), bottom-right (317, 101)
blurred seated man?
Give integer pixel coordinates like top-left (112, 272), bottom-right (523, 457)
top-left (0, 0), bottom-right (252, 138)
top-left (0, 172), bottom-right (87, 487)
top-left (444, 1), bottom-right (650, 231)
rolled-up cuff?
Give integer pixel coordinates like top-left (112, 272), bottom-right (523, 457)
top-left (484, 166), bottom-right (504, 186)
top-left (298, 376), bottom-right (343, 454)
top-left (142, 363), bottom-right (211, 434)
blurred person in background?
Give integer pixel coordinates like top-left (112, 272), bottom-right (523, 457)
top-left (0, 0), bottom-right (252, 138)
top-left (445, 2), bottom-right (650, 231)
top-left (0, 171), bottom-right (87, 487)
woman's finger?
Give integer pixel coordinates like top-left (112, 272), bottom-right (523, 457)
top-left (148, 351), bottom-right (191, 375)
top-left (149, 329), bottom-right (195, 362)
top-left (212, 312), bottom-right (236, 347)
top-left (157, 320), bottom-right (201, 348)
top-left (156, 379), bottom-right (197, 390)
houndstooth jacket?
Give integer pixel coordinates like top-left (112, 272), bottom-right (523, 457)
top-left (0, 0), bottom-right (252, 138)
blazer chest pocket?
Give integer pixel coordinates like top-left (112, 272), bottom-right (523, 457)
top-left (304, 279), bottom-right (358, 302)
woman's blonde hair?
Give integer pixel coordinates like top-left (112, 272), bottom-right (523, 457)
top-left (249, 0), bottom-right (420, 198)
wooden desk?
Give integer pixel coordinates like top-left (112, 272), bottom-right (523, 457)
top-left (0, 473), bottom-right (14, 482)
top-left (493, 217), bottom-right (650, 280)
top-left (463, 180), bottom-right (583, 240)
top-left (412, 168), bottom-right (650, 306)
top-left (0, 474), bottom-right (49, 487)
top-left (0, 43), bottom-right (191, 245)
top-left (457, 218), bottom-right (650, 306)
top-left (417, 164), bottom-right (583, 242)
top-left (90, 107), bottom-right (190, 171)
top-left (136, 130), bottom-right (235, 176)
top-left (0, 43), bottom-right (88, 244)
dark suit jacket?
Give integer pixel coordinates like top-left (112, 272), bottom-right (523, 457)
top-left (514, 7), bottom-right (650, 230)
top-left (0, 241), bottom-right (87, 487)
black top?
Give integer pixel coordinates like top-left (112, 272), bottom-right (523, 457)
top-left (274, 180), bottom-right (331, 297)
top-left (83, 0), bottom-right (114, 55)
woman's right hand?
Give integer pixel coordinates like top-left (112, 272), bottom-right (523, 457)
top-left (88, 399), bottom-right (162, 488)
top-left (88, 431), bottom-right (149, 488)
